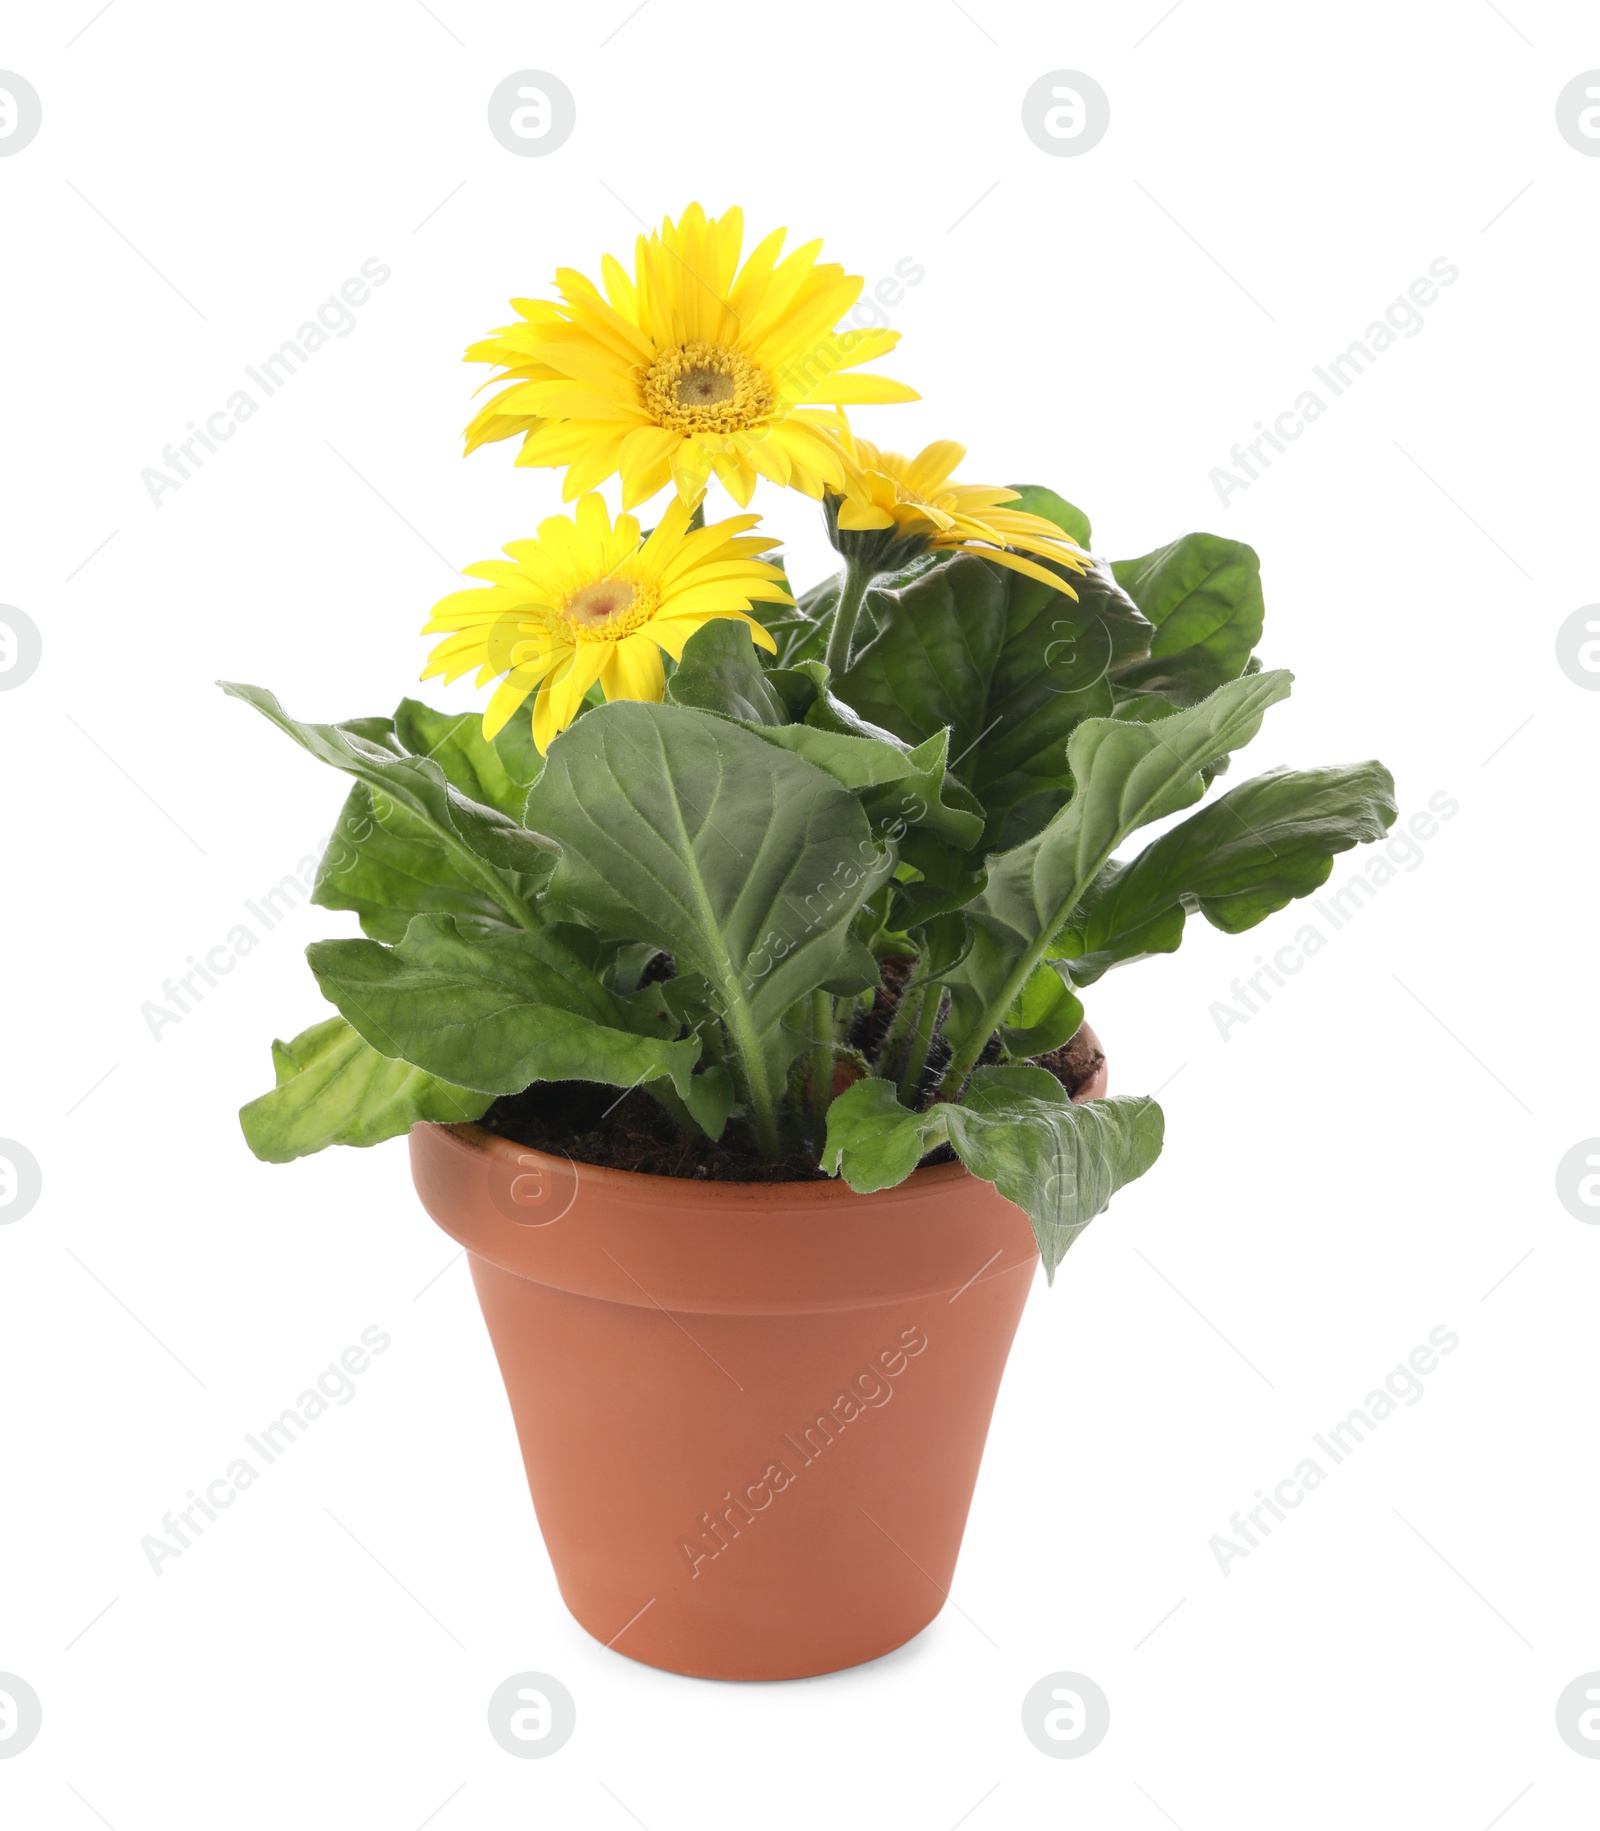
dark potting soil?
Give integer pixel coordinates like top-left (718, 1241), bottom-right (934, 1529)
top-left (1035, 1025), bottom-right (1106, 1099)
top-left (483, 1077), bottom-right (833, 1182)
top-left (479, 955), bottom-right (1107, 1182)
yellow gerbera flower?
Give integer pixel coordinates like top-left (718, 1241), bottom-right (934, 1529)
top-left (463, 202), bottom-right (919, 511)
top-left (834, 430), bottom-right (1092, 597)
top-left (420, 493), bottom-right (791, 751)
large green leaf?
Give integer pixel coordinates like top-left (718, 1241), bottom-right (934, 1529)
top-left (837, 552), bottom-right (1152, 846)
top-left (223, 684), bottom-right (551, 934)
top-left (240, 1016), bottom-right (489, 1163)
top-left (941, 670), bottom-right (1294, 1077)
top-left (1055, 762), bottom-right (1398, 983)
top-left (306, 913), bottom-right (701, 1099)
top-left (1111, 534), bottom-right (1264, 706)
top-left (523, 700), bottom-right (888, 1146)
top-left (822, 1066), bottom-right (1164, 1278)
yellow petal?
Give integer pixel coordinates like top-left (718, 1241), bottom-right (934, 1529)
top-left (599, 634), bottom-right (666, 703)
top-left (712, 453), bottom-right (759, 507)
top-left (902, 441), bottom-right (967, 496)
top-left (961, 545), bottom-right (1081, 596)
top-left (671, 442), bottom-right (715, 503)
top-left (533, 644), bottom-right (609, 750)
top-left (836, 497), bottom-right (895, 532)
top-left (800, 374), bottom-right (921, 406)
top-left (619, 424), bottom-right (682, 488)
top-left (647, 609), bottom-right (776, 661)
top-left (483, 670), bottom-right (535, 741)
top-left (574, 492), bottom-right (614, 546)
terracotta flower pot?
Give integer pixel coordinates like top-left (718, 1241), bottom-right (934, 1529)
top-left (409, 1036), bottom-right (1107, 1681)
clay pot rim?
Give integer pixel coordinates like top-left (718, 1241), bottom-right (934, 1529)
top-left (412, 1120), bottom-right (1037, 1312)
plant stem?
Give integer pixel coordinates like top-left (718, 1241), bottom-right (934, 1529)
top-left (878, 977), bottom-right (922, 1063)
top-left (810, 989), bottom-right (835, 1154)
top-left (939, 994), bottom-right (1005, 1096)
top-left (724, 1000), bottom-right (780, 1156)
top-left (898, 986), bottom-right (943, 1105)
top-left (886, 982), bottom-right (924, 1077)
top-left (835, 991), bottom-right (867, 1042)
top-left (822, 559), bottom-right (873, 678)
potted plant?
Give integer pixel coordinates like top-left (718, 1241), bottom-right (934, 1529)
top-left (230, 203), bottom-right (1396, 1681)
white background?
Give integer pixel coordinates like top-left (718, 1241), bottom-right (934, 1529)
top-left (2, 0), bottom-right (1598, 1825)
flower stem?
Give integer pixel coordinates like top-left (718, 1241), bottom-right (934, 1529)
top-left (822, 559), bottom-right (873, 678)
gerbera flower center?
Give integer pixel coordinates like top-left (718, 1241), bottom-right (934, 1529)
top-left (643, 341), bottom-right (775, 434)
top-left (562, 575), bottom-right (659, 641)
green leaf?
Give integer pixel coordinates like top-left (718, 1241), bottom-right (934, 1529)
top-left (1111, 534), bottom-right (1264, 706)
top-left (313, 699), bottom-right (546, 942)
top-left (523, 700), bottom-right (889, 1148)
top-left (1005, 484), bottom-right (1091, 548)
top-left (1055, 762), bottom-right (1398, 983)
top-left (945, 1068), bottom-right (1164, 1279)
top-left (837, 552), bottom-right (1153, 846)
top-left (667, 621), bottom-right (983, 848)
top-left (941, 670), bottom-right (1294, 1075)
top-left (665, 620), bottom-right (791, 725)
top-left (791, 679), bottom-right (988, 851)
top-left (762, 574), bottom-right (834, 667)
top-left (822, 1065), bottom-right (1164, 1278)
top-left (680, 1066), bottom-right (734, 1141)
top-left (390, 699), bottom-right (542, 819)
top-left (313, 785), bottom-right (516, 943)
top-left (240, 1016), bottom-right (489, 1163)
top-left (223, 684), bottom-right (551, 934)
top-left (999, 961), bottom-right (1085, 1057)
top-left (779, 725), bottom-right (982, 849)
top-left (892, 832), bottom-right (989, 927)
top-left (307, 913), bottom-right (700, 1099)
top-left (820, 1076), bottom-right (946, 1192)
top-left (907, 910), bottom-right (975, 981)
